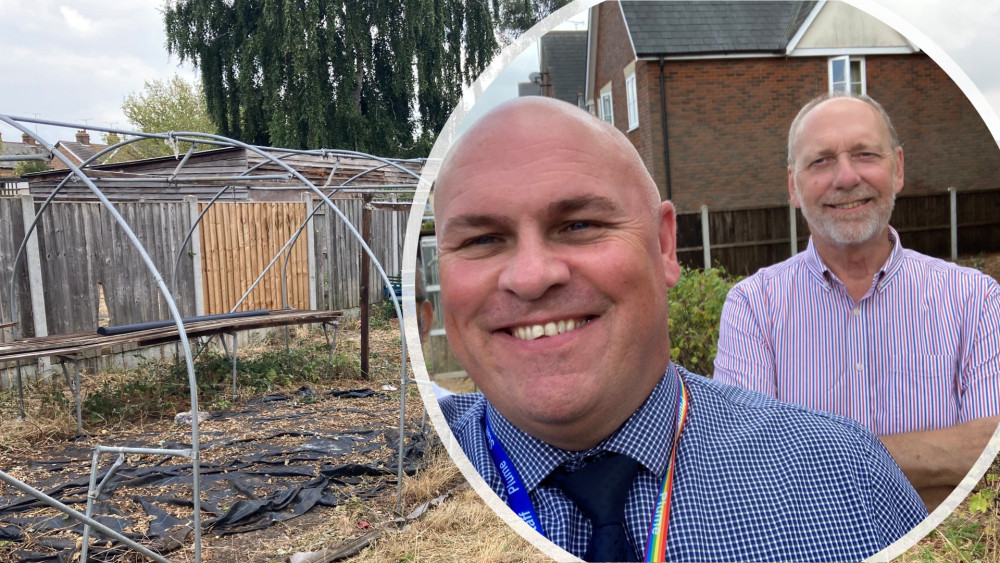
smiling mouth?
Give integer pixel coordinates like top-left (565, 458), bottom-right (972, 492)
top-left (509, 317), bottom-right (592, 341)
top-left (827, 199), bottom-right (872, 210)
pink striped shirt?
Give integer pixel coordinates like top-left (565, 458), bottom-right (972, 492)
top-left (714, 228), bottom-right (1000, 436)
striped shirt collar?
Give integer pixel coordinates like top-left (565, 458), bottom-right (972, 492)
top-left (803, 226), bottom-right (904, 295)
top-left (485, 365), bottom-right (679, 492)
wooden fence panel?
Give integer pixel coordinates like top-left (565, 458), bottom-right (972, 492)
top-left (30, 201), bottom-right (197, 335)
top-left (311, 197), bottom-right (408, 311)
top-left (198, 201), bottom-right (310, 314)
top-left (958, 189), bottom-right (1000, 255)
top-left (674, 188), bottom-right (1000, 275)
top-left (891, 193), bottom-right (951, 258)
top-left (0, 197), bottom-right (34, 339)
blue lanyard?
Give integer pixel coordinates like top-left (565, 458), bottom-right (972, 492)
top-left (484, 376), bottom-right (688, 562)
top-left (484, 409), bottom-right (545, 536)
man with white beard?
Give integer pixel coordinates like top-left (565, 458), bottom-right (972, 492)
top-left (714, 92), bottom-right (1000, 512)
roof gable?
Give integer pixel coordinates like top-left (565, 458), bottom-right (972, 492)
top-left (789, 0), bottom-right (914, 54)
top-left (620, 1), bottom-right (817, 57)
top-left (540, 30), bottom-right (588, 106)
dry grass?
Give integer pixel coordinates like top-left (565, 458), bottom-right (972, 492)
top-left (0, 380), bottom-right (80, 450)
top-left (355, 479), bottom-right (548, 563)
top-left (894, 457), bottom-right (1000, 563)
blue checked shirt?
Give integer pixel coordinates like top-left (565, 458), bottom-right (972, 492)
top-left (439, 364), bottom-right (928, 562)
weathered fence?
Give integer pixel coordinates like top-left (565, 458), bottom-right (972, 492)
top-left (677, 187), bottom-right (1000, 276)
top-left (0, 195), bottom-right (409, 344)
top-left (312, 195), bottom-right (407, 311)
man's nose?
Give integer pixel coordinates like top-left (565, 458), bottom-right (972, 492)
top-left (832, 154), bottom-right (862, 189)
top-left (497, 237), bottom-right (570, 300)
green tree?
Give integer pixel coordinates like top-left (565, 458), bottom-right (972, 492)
top-left (163, 0), bottom-right (569, 157)
top-left (111, 75), bottom-right (218, 159)
top-left (13, 159), bottom-right (49, 176)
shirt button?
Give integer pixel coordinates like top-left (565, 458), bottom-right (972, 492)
top-left (852, 307), bottom-right (861, 316)
top-left (855, 363), bottom-right (863, 372)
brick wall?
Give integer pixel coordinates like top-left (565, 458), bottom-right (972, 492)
top-left (593, 1), bottom-right (1000, 214)
top-left (646, 57), bottom-right (821, 212)
top-left (636, 53), bottom-right (1000, 213)
top-left (867, 55), bottom-right (1000, 196)
top-left (592, 3), bottom-right (650, 162)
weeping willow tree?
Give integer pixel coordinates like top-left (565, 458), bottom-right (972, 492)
top-left (164, 0), bottom-right (570, 157)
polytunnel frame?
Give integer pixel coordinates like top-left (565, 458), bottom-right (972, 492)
top-left (0, 114), bottom-right (419, 562)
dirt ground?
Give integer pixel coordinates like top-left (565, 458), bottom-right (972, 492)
top-left (2, 250), bottom-right (998, 563)
top-left (0, 321), bottom-right (441, 563)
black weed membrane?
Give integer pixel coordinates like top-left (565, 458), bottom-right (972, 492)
top-left (0, 387), bottom-right (427, 562)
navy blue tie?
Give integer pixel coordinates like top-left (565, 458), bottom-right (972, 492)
top-left (547, 453), bottom-right (640, 562)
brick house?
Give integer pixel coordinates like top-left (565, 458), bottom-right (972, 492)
top-left (586, 0), bottom-right (1000, 213)
top-left (0, 132), bottom-right (49, 178)
top-left (49, 130), bottom-right (111, 170)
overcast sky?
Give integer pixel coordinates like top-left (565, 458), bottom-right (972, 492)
top-left (1, 0), bottom-right (998, 146)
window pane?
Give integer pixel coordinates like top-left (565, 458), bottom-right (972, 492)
top-left (850, 60), bottom-right (863, 94)
top-left (831, 59), bottom-right (845, 83)
top-left (850, 60), bottom-right (862, 84)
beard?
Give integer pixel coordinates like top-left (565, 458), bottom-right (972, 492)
top-left (795, 183), bottom-right (896, 246)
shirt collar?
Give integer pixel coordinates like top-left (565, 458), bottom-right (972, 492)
top-left (803, 226), bottom-right (904, 293)
top-left (485, 365), bottom-right (680, 492)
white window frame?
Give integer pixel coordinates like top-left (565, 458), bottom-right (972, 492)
top-left (828, 55), bottom-right (866, 95)
top-left (625, 73), bottom-right (639, 131)
top-left (599, 91), bottom-right (614, 126)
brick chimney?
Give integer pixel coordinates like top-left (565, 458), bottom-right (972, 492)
top-left (22, 133), bottom-right (35, 145)
top-left (76, 130), bottom-right (91, 144)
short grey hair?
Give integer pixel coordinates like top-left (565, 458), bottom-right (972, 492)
top-left (787, 91), bottom-right (901, 167)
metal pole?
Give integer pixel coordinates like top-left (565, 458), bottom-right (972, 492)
top-left (949, 187), bottom-right (958, 261)
top-left (0, 470), bottom-right (173, 563)
top-left (360, 195), bottom-right (372, 379)
top-left (701, 204), bottom-right (711, 270)
top-left (231, 332), bottom-right (238, 399)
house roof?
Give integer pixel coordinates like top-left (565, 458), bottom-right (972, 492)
top-left (0, 139), bottom-right (49, 172)
top-left (620, 1), bottom-right (817, 57)
top-left (540, 30), bottom-right (588, 106)
top-left (54, 140), bottom-right (110, 167)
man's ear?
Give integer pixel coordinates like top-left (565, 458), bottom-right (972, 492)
top-left (788, 167), bottom-right (801, 208)
top-left (658, 201), bottom-right (681, 288)
top-left (418, 300), bottom-right (434, 345)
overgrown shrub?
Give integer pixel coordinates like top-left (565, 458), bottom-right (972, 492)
top-left (667, 267), bottom-right (741, 377)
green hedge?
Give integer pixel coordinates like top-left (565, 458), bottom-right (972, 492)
top-left (667, 267), bottom-right (741, 377)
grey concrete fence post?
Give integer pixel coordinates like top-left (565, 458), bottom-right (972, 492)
top-left (789, 201), bottom-right (799, 256)
top-left (701, 204), bottom-right (711, 270)
top-left (948, 187), bottom-right (958, 262)
top-left (185, 195), bottom-right (206, 317)
top-left (19, 194), bottom-right (49, 376)
top-left (303, 192), bottom-right (318, 310)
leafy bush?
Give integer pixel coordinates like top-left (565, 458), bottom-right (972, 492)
top-left (668, 267), bottom-right (741, 377)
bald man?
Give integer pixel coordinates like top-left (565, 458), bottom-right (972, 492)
top-left (433, 97), bottom-right (925, 562)
top-left (715, 92), bottom-right (1000, 511)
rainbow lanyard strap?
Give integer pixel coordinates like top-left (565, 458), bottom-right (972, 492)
top-left (483, 375), bottom-right (690, 561)
top-left (643, 377), bottom-right (689, 562)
